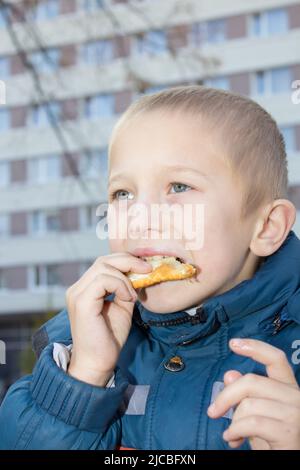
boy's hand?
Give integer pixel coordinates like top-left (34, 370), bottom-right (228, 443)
top-left (207, 339), bottom-right (300, 450)
top-left (66, 253), bottom-right (152, 386)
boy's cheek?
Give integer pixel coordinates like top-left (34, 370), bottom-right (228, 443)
top-left (108, 225), bottom-right (127, 251)
top-left (109, 239), bottom-right (125, 253)
top-left (194, 250), bottom-right (234, 284)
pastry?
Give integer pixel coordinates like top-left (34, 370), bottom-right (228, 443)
top-left (127, 255), bottom-right (196, 289)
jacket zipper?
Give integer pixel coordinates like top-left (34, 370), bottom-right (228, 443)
top-left (272, 312), bottom-right (282, 335)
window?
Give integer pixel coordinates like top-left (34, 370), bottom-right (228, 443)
top-left (30, 211), bottom-right (44, 235)
top-left (29, 265), bottom-right (62, 289)
top-left (133, 30), bottom-right (167, 56)
top-left (80, 205), bottom-right (99, 230)
top-left (45, 155), bottom-right (61, 182)
top-left (268, 9), bottom-right (288, 34)
top-left (0, 57), bottom-right (9, 78)
top-left (271, 67), bottom-right (291, 94)
top-left (255, 70), bottom-right (266, 95)
top-left (204, 76), bottom-right (230, 90)
top-left (28, 155), bottom-right (61, 184)
top-left (83, 0), bottom-right (104, 11)
top-left (81, 40), bottom-right (113, 65)
top-left (0, 214), bottom-right (9, 238)
top-left (85, 94), bottom-right (114, 118)
top-left (46, 265), bottom-right (61, 286)
top-left (30, 0), bottom-right (59, 21)
top-left (29, 265), bottom-right (43, 288)
top-left (280, 127), bottom-right (296, 153)
top-left (253, 67), bottom-right (291, 95)
top-left (136, 84), bottom-right (167, 101)
top-left (0, 108), bottom-right (9, 131)
top-left (190, 19), bottom-right (226, 45)
top-left (0, 6), bottom-right (8, 29)
top-left (28, 102), bottom-right (60, 127)
top-left (143, 85), bottom-right (167, 95)
top-left (30, 210), bottom-right (60, 235)
top-left (206, 19), bottom-right (226, 43)
top-left (250, 9), bottom-right (288, 37)
top-left (190, 23), bottom-right (205, 45)
top-left (45, 211), bottom-right (60, 232)
top-left (0, 269), bottom-right (7, 289)
top-left (0, 161), bottom-right (10, 187)
top-left (251, 13), bottom-right (262, 36)
top-left (80, 149), bottom-right (108, 179)
top-left (28, 48), bottom-right (60, 74)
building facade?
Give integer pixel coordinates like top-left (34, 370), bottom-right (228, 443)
top-left (0, 0), bottom-right (300, 391)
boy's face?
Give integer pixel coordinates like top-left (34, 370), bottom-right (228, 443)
top-left (108, 110), bottom-right (260, 313)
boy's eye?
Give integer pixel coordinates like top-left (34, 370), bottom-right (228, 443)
top-left (110, 189), bottom-right (134, 201)
top-left (109, 183), bottom-right (192, 200)
top-left (169, 182), bottom-right (192, 193)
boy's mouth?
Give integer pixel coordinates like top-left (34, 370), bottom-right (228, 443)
top-left (130, 247), bottom-right (188, 264)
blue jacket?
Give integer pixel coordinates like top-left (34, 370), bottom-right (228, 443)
top-left (1, 231), bottom-right (300, 450)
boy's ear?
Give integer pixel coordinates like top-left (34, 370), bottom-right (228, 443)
top-left (250, 199), bottom-right (297, 257)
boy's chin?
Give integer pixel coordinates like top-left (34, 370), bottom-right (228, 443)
top-left (136, 279), bottom-right (198, 314)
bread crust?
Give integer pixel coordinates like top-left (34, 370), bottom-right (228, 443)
top-left (127, 257), bottom-right (196, 289)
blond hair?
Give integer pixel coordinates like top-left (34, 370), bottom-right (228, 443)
top-left (109, 85), bottom-right (288, 217)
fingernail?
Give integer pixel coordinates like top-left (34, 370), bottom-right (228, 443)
top-left (230, 338), bottom-right (252, 350)
top-left (207, 403), bottom-right (217, 416)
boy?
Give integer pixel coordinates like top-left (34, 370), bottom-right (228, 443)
top-left (0, 86), bottom-right (300, 450)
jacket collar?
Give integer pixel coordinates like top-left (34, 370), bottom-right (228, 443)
top-left (134, 231), bottom-right (300, 345)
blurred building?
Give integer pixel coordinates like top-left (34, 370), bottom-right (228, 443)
top-left (0, 0), bottom-right (300, 391)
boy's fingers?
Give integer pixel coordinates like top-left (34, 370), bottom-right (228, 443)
top-left (207, 374), bottom-right (300, 419)
top-left (226, 438), bottom-right (245, 448)
top-left (232, 397), bottom-right (300, 424)
top-left (69, 253), bottom-right (151, 296)
top-left (224, 370), bottom-right (243, 385)
top-left (73, 274), bottom-right (135, 317)
top-left (223, 416), bottom-right (298, 448)
top-left (99, 263), bottom-right (138, 297)
top-left (229, 338), bottom-right (298, 386)
top-left (95, 253), bottom-right (152, 275)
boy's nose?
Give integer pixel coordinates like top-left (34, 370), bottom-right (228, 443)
top-left (128, 196), bottom-right (170, 240)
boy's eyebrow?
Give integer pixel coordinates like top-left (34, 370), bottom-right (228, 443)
top-left (161, 165), bottom-right (210, 179)
top-left (109, 166), bottom-right (210, 185)
top-left (108, 173), bottom-right (131, 186)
